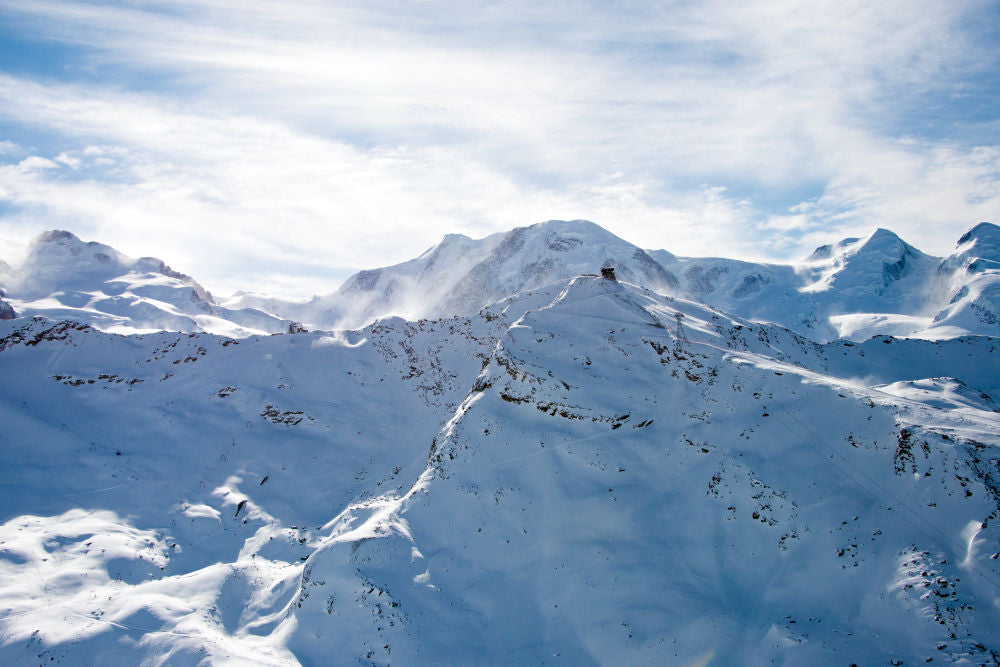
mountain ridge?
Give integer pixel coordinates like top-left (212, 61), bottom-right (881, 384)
top-left (0, 229), bottom-right (294, 337)
top-left (2, 221), bottom-right (1000, 341)
top-left (233, 220), bottom-right (1000, 340)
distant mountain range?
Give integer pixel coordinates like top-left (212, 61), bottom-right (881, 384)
top-left (3, 220), bottom-right (997, 341)
top-left (0, 230), bottom-right (292, 337)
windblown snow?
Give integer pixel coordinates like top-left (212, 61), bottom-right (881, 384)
top-left (224, 220), bottom-right (1000, 341)
top-left (1, 221), bottom-right (999, 664)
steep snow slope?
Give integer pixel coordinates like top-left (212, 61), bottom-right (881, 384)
top-left (312, 277), bottom-right (1000, 664)
top-left (297, 230), bottom-right (505, 330)
top-left (0, 231), bottom-right (292, 337)
top-left (222, 230), bottom-right (508, 329)
top-left (928, 222), bottom-right (1000, 337)
top-left (1, 277), bottom-right (999, 664)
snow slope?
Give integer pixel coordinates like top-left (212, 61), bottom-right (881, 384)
top-left (648, 227), bottom-right (947, 342)
top-left (225, 220), bottom-right (1000, 342)
top-left (642, 250), bottom-right (830, 339)
top-left (0, 312), bottom-right (505, 664)
top-left (1, 276), bottom-right (999, 664)
top-left (0, 231), bottom-right (292, 337)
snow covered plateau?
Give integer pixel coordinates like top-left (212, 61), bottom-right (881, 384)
top-left (1, 220), bottom-right (1000, 665)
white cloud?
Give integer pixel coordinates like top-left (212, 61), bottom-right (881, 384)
top-left (54, 152), bottom-right (80, 169)
top-left (16, 156), bottom-right (60, 172)
top-left (0, 0), bottom-right (997, 295)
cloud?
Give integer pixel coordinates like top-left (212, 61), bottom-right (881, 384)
top-left (54, 152), bottom-right (80, 169)
top-left (0, 0), bottom-right (997, 295)
top-left (16, 156), bottom-right (60, 173)
top-left (0, 74), bottom-right (581, 296)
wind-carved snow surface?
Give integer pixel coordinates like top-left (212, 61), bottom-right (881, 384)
top-left (2, 276), bottom-right (1000, 664)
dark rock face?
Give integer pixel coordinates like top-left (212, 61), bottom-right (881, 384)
top-left (548, 236), bottom-right (583, 252)
top-left (0, 299), bottom-right (15, 320)
top-left (881, 251), bottom-right (912, 287)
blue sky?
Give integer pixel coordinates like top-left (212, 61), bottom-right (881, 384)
top-left (1, 0), bottom-right (999, 297)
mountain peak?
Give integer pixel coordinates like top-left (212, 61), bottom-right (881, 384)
top-left (799, 227), bottom-right (935, 305)
top-left (957, 222), bottom-right (1000, 249)
top-left (525, 219), bottom-right (625, 242)
top-left (432, 219), bottom-right (679, 318)
top-left (0, 230), bottom-right (296, 334)
top-left (856, 227), bottom-right (909, 254)
top-left (531, 218), bottom-right (603, 231)
top-left (27, 228), bottom-right (124, 265)
top-left (870, 227), bottom-right (901, 239)
top-left (807, 229), bottom-right (913, 264)
top-left (535, 274), bottom-right (682, 332)
top-left (36, 229), bottom-right (82, 245)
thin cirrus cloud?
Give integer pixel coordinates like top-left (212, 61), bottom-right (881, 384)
top-left (0, 0), bottom-right (997, 297)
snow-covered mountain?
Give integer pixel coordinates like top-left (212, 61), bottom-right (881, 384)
top-left (227, 220), bottom-right (680, 331)
top-left (2, 275), bottom-right (999, 663)
top-left (0, 230), bottom-right (293, 336)
top-left (7, 221), bottom-right (1000, 342)
top-left (643, 249), bottom-right (827, 337)
top-left (225, 220), bottom-right (1000, 342)
top-left (648, 227), bottom-right (948, 341)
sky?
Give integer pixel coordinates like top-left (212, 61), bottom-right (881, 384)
top-left (0, 0), bottom-right (999, 298)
